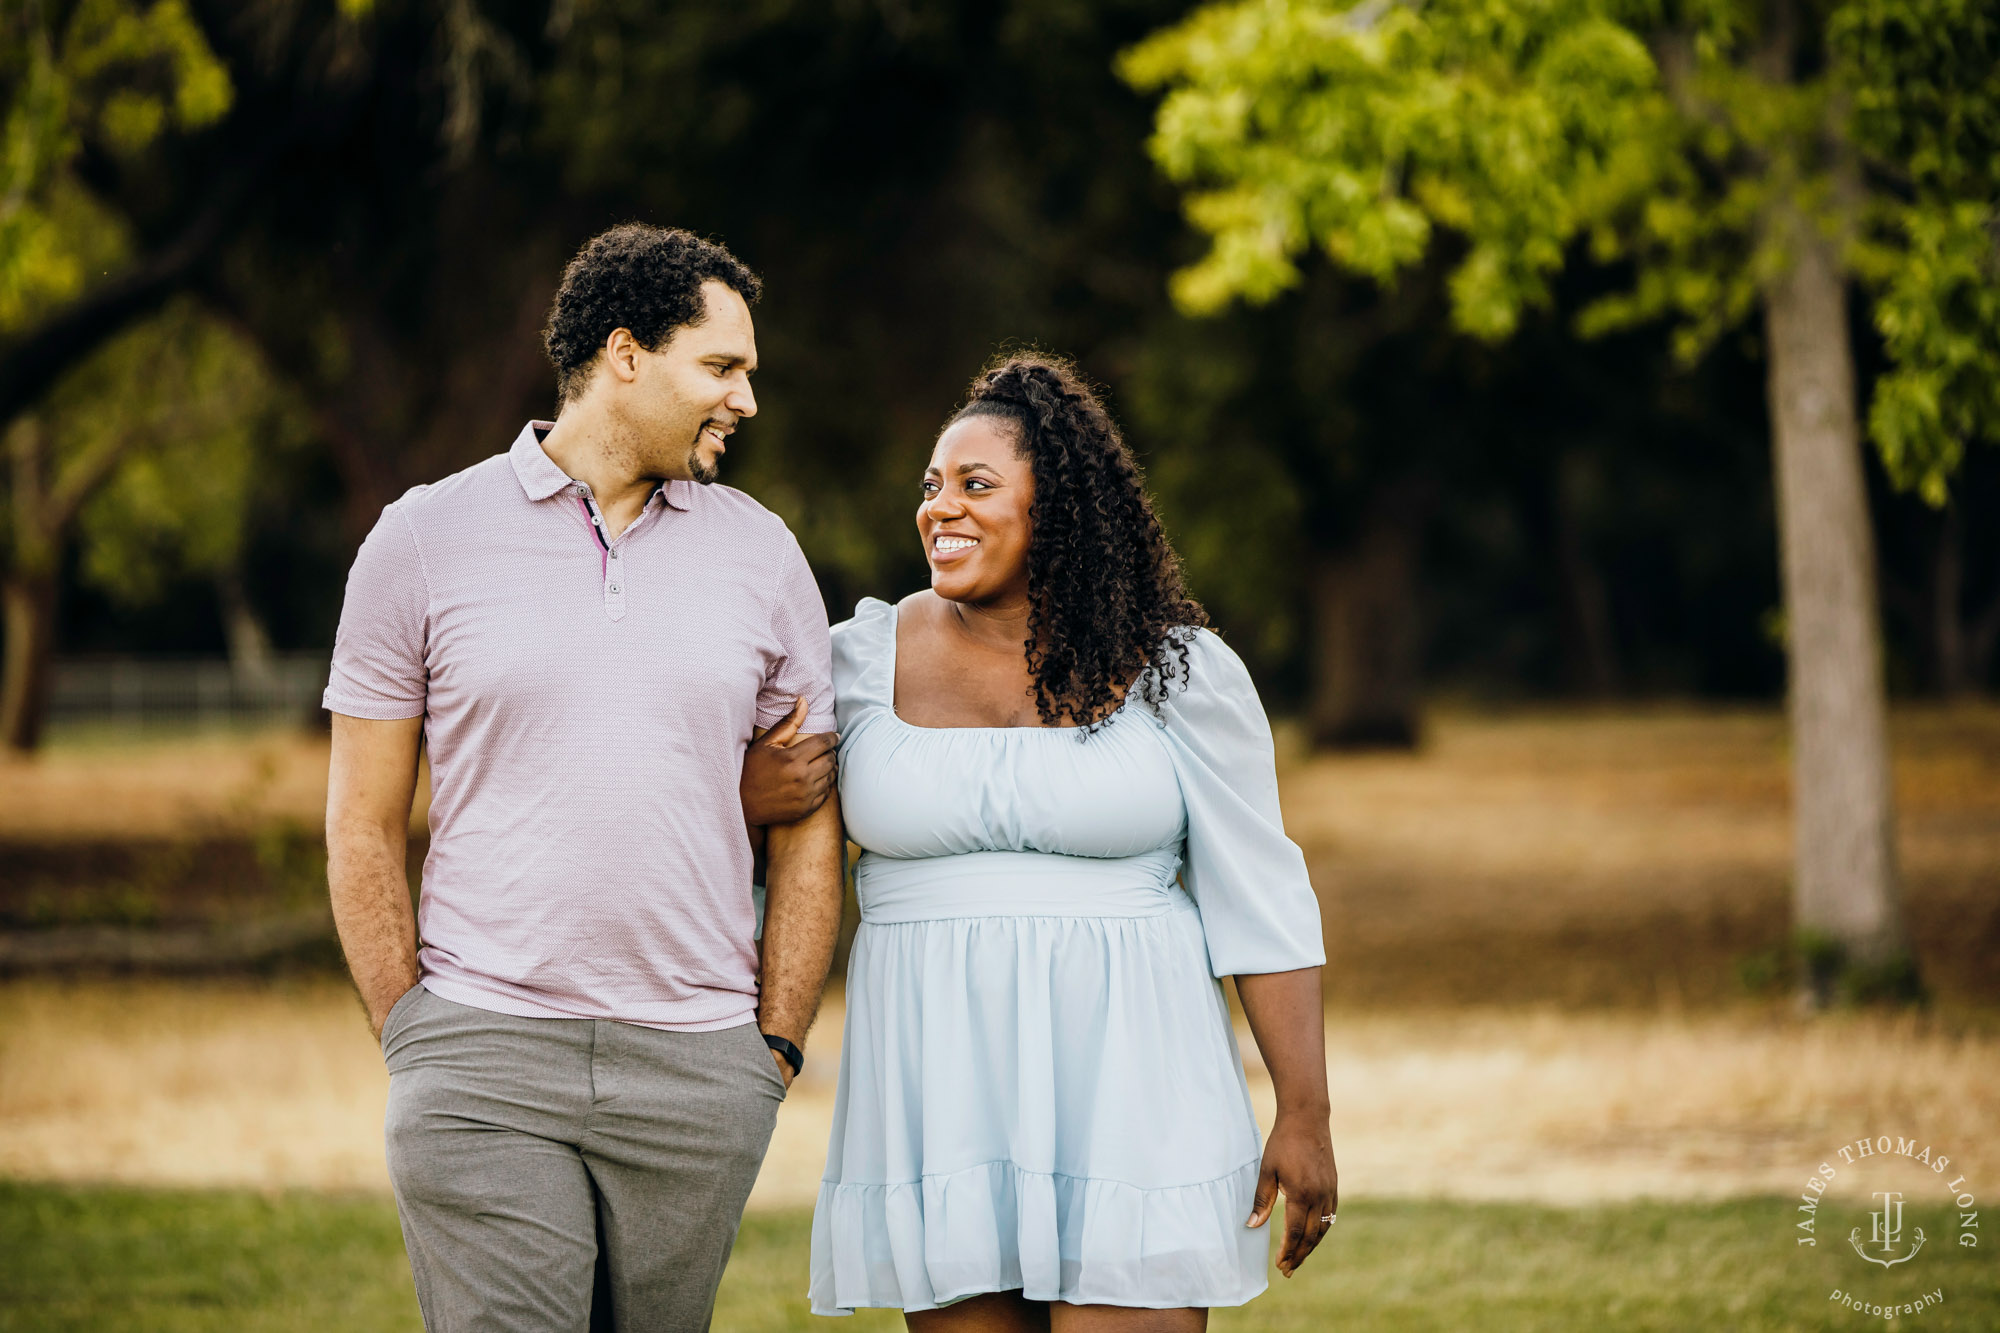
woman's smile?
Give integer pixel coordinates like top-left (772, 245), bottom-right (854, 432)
top-left (931, 532), bottom-right (980, 561)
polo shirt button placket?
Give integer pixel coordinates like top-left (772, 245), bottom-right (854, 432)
top-left (605, 546), bottom-right (626, 622)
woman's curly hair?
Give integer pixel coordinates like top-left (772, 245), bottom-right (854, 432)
top-left (949, 354), bottom-right (1208, 730)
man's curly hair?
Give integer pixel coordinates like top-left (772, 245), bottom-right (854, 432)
top-left (949, 355), bottom-right (1208, 729)
top-left (543, 224), bottom-right (762, 404)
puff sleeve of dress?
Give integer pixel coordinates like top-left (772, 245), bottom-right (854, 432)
top-left (830, 596), bottom-right (895, 736)
top-left (1157, 628), bottom-right (1326, 978)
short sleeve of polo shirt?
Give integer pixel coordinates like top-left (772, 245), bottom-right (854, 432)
top-left (757, 535), bottom-right (837, 733)
top-left (323, 504), bottom-right (430, 720)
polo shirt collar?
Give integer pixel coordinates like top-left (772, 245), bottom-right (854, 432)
top-left (508, 420), bottom-right (692, 511)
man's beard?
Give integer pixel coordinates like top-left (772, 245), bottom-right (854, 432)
top-left (685, 419), bottom-right (727, 485)
top-left (687, 443), bottom-right (720, 485)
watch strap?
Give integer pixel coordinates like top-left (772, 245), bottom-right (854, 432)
top-left (762, 1032), bottom-right (804, 1078)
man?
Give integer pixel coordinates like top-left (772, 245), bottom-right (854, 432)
top-left (324, 224), bottom-right (844, 1332)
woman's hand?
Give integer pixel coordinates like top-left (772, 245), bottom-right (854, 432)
top-left (741, 696), bottom-right (838, 826)
top-left (1235, 965), bottom-right (1338, 1276)
top-left (1247, 1107), bottom-right (1338, 1276)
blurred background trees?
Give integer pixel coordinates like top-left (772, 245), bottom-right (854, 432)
top-left (0, 3), bottom-right (1994, 869)
top-left (1123, 0), bottom-right (1999, 997)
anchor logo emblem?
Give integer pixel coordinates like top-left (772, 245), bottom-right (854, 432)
top-left (1849, 1191), bottom-right (1927, 1268)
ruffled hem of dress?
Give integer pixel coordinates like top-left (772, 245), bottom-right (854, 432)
top-left (808, 1156), bottom-right (1268, 1316)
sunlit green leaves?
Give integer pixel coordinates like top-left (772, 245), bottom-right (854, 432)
top-left (1124, 0), bottom-right (2000, 497)
top-left (1122, 0), bottom-right (1679, 338)
top-left (1865, 201), bottom-right (2000, 503)
top-left (1833, 0), bottom-right (1999, 199)
top-left (64, 0), bottom-right (232, 144)
top-left (1835, 0), bottom-right (2000, 504)
top-left (38, 300), bottom-right (303, 604)
top-left (0, 177), bottom-right (125, 336)
top-left (0, 0), bottom-right (232, 335)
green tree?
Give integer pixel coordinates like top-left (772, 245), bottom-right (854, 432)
top-left (71, 300), bottom-right (307, 676)
top-left (1124, 0), bottom-right (1999, 996)
top-left (0, 0), bottom-right (553, 749)
top-left (0, 0), bottom-right (237, 428)
top-left (2, 301), bottom-right (291, 750)
top-left (0, 0), bottom-right (233, 751)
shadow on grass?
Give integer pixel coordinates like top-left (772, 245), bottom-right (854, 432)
top-left (1, 1184), bottom-right (1992, 1331)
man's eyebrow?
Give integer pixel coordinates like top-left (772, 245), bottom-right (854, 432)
top-left (704, 352), bottom-right (756, 371)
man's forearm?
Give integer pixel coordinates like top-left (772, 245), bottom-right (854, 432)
top-left (756, 793), bottom-right (845, 1052)
top-left (328, 826), bottom-right (420, 1038)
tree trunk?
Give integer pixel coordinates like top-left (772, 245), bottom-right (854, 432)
top-left (1, 572), bottom-right (58, 755)
top-left (1523, 457), bottom-right (1619, 697)
top-left (1305, 482), bottom-right (1426, 749)
top-left (1931, 501), bottom-right (1970, 697)
top-left (1552, 500), bottom-right (1618, 697)
top-left (216, 567), bottom-right (275, 684)
top-left (1762, 216), bottom-right (1911, 993)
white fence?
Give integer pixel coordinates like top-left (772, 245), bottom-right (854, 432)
top-left (48, 655), bottom-right (331, 732)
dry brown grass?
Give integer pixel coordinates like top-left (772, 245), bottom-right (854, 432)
top-left (0, 732), bottom-right (427, 841)
top-left (1261, 1007), bottom-right (2000, 1203)
top-left (1278, 704), bottom-right (2000, 1006)
top-left (2, 707), bottom-right (1993, 1204)
top-left (5, 978), bottom-right (1996, 1207)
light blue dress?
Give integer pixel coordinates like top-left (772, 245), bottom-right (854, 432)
top-left (808, 598), bottom-right (1325, 1315)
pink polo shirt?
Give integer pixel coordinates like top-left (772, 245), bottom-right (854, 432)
top-left (324, 421), bottom-right (835, 1030)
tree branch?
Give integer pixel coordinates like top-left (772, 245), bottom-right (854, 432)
top-left (0, 151), bottom-right (264, 430)
top-left (45, 427), bottom-right (146, 533)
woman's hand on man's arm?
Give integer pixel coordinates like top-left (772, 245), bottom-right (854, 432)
top-left (742, 695), bottom-right (839, 826)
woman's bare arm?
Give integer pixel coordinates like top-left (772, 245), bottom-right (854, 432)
top-left (1236, 965), bottom-right (1337, 1276)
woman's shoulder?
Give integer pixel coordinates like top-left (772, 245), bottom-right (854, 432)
top-left (1152, 625), bottom-right (1267, 741)
top-left (832, 595), bottom-right (896, 643)
top-left (830, 595), bottom-right (908, 714)
top-left (1163, 625), bottom-right (1255, 696)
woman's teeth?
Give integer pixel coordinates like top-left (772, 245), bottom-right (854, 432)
top-left (934, 535), bottom-right (978, 553)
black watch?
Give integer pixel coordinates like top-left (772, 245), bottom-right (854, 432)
top-left (762, 1032), bottom-right (803, 1078)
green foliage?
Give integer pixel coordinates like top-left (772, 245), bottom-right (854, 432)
top-left (0, 0), bottom-right (232, 334)
top-left (1834, 0), bottom-right (2000, 199)
top-left (1742, 928), bottom-right (1929, 1006)
top-left (1123, 0), bottom-right (2000, 500)
top-left (1796, 926), bottom-right (1929, 1008)
top-left (1, 298), bottom-right (304, 611)
top-left (1863, 202), bottom-right (2000, 502)
top-left (52, 302), bottom-right (306, 604)
top-left (1119, 0), bottom-right (1676, 337)
top-left (1836, 0), bottom-right (2000, 502)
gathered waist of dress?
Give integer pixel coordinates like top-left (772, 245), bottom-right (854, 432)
top-left (853, 847), bottom-right (1189, 924)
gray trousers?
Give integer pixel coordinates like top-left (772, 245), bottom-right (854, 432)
top-left (380, 985), bottom-right (786, 1332)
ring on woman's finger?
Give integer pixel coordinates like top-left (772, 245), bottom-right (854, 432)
top-left (1320, 1214), bottom-right (1335, 1224)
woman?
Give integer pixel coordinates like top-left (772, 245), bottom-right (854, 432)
top-left (810, 356), bottom-right (1336, 1330)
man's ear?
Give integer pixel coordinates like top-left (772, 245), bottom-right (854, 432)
top-left (602, 327), bottom-right (643, 384)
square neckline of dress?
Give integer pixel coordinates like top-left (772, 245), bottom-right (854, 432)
top-left (883, 597), bottom-right (1135, 735)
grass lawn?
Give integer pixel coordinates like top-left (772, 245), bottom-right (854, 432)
top-left (3, 1183), bottom-right (1994, 1330)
